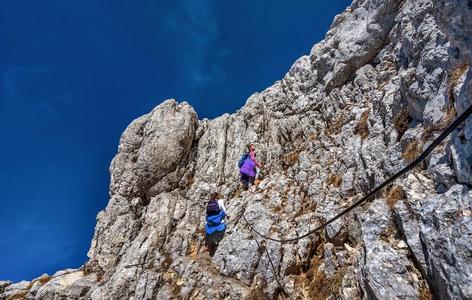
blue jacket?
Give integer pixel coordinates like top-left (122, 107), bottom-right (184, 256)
top-left (205, 210), bottom-right (226, 235)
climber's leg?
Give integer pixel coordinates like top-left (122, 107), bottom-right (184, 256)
top-left (205, 233), bottom-right (217, 256)
top-left (206, 229), bottom-right (226, 257)
top-left (240, 172), bottom-right (250, 190)
top-left (249, 176), bottom-right (255, 187)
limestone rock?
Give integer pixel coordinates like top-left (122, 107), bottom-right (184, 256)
top-left (2, 0), bottom-right (472, 299)
top-left (0, 281), bottom-right (11, 294)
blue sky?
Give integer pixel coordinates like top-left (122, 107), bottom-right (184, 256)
top-left (0, 0), bottom-right (351, 281)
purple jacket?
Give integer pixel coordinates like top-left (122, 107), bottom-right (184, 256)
top-left (240, 158), bottom-right (256, 177)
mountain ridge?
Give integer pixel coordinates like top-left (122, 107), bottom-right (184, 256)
top-left (2, 0), bottom-right (472, 299)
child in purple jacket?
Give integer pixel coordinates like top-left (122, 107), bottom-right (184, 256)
top-left (239, 143), bottom-right (262, 190)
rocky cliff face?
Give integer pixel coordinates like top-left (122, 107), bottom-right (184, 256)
top-left (2, 0), bottom-right (472, 299)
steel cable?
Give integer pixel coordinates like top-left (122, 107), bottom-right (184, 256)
top-left (244, 104), bottom-right (472, 243)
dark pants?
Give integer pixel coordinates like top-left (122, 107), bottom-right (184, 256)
top-left (205, 229), bottom-right (226, 257)
top-left (240, 172), bottom-right (255, 190)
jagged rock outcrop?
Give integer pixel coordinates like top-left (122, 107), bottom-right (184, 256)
top-left (2, 0), bottom-right (471, 299)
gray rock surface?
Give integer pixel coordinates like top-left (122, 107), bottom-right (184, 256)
top-left (2, 0), bottom-right (472, 299)
top-left (0, 281), bottom-right (11, 294)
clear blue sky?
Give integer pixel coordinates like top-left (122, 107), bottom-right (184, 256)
top-left (0, 0), bottom-right (351, 281)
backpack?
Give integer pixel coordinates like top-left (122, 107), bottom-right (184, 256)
top-left (238, 153), bottom-right (249, 168)
top-left (206, 199), bottom-right (220, 215)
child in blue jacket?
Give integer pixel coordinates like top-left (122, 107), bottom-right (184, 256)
top-left (205, 192), bottom-right (228, 256)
